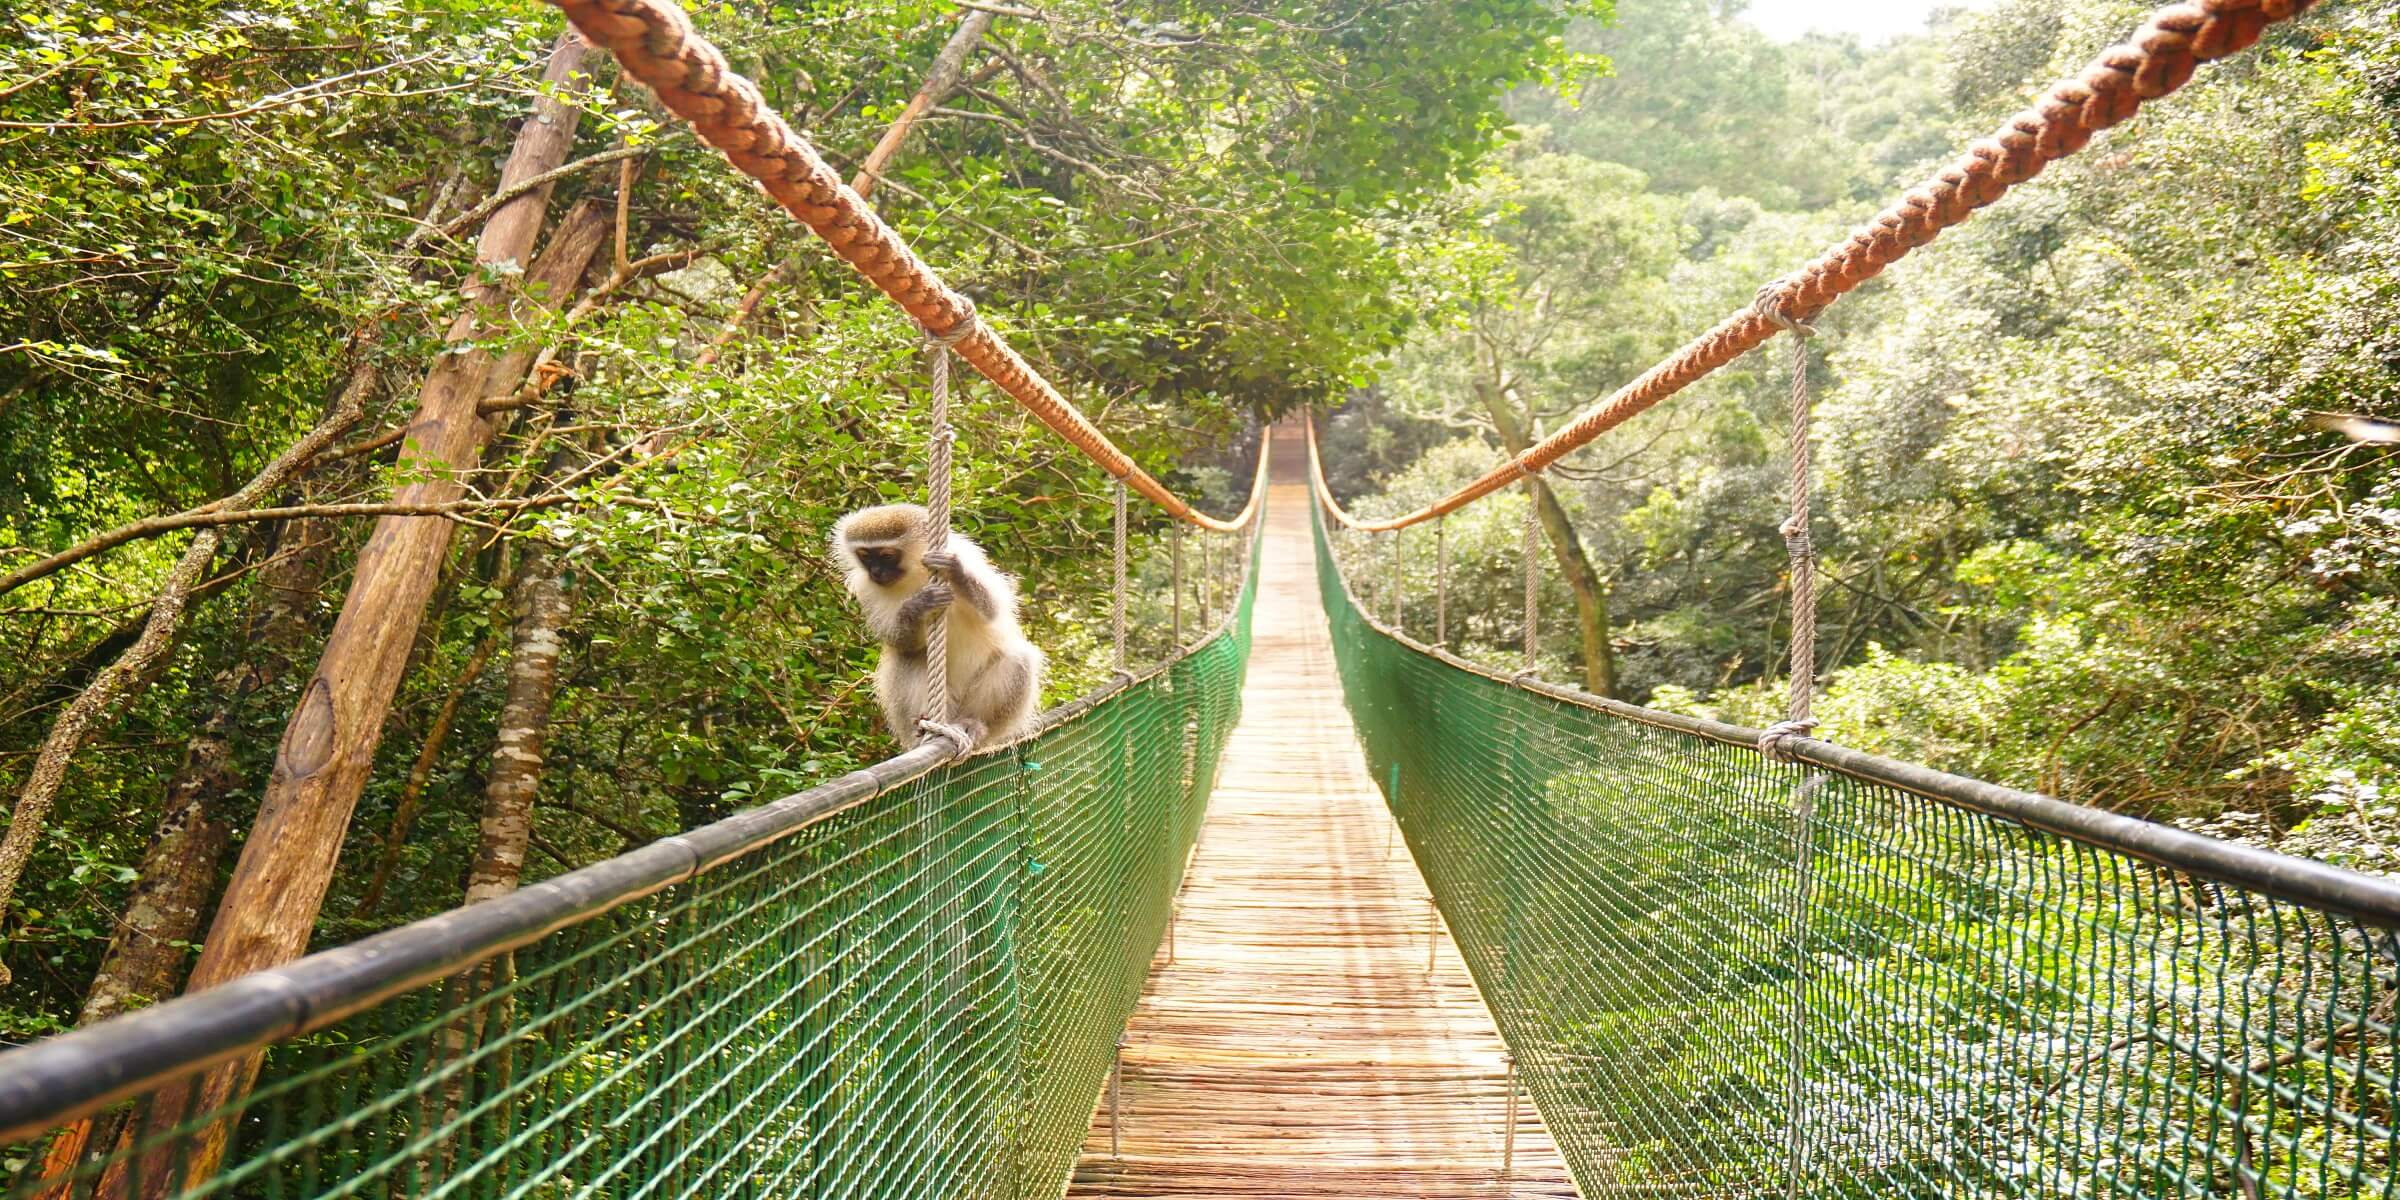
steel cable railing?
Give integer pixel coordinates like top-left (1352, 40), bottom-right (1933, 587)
top-left (0, 501), bottom-right (1262, 1200)
top-left (1312, 492), bottom-right (2400, 1199)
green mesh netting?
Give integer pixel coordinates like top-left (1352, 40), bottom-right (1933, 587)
top-left (1314, 499), bottom-right (2400, 1200)
top-left (5, 532), bottom-right (1257, 1200)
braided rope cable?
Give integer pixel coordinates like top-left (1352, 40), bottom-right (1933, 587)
top-left (1388, 529), bottom-right (1403, 627)
top-left (1112, 479), bottom-right (1129, 673)
top-left (1170, 524), bottom-right (1183, 647)
top-left (1324, 0), bottom-right (2316, 533)
top-left (549, 0), bottom-right (1259, 532)
top-left (1755, 291), bottom-right (1821, 761)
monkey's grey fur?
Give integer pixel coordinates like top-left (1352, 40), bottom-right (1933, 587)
top-left (832, 504), bottom-right (1045, 752)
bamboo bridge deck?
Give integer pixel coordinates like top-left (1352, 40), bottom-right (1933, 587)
top-left (1065, 439), bottom-right (1576, 1198)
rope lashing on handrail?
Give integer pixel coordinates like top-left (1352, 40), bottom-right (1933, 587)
top-left (1320, 0), bottom-right (2318, 535)
top-left (1753, 284), bottom-right (1821, 761)
top-left (916, 315), bottom-right (980, 758)
top-left (547, 0), bottom-right (1259, 533)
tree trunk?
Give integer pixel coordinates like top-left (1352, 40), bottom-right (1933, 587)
top-left (128, 32), bottom-right (601, 1191)
top-left (418, 444), bottom-right (579, 1179)
top-left (1478, 384), bottom-right (1617, 697)
top-left (466, 519), bottom-right (574, 906)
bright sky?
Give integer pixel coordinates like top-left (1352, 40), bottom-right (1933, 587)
top-left (1736, 0), bottom-right (1992, 42)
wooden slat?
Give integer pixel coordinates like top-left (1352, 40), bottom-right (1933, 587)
top-left (1065, 430), bottom-right (1578, 1197)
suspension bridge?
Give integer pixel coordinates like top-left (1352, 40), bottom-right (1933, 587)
top-left (6, 0), bottom-right (2397, 1197)
top-left (1064, 428), bottom-right (1573, 1198)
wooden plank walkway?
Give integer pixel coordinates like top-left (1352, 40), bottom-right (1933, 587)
top-left (1064, 429), bottom-right (1577, 1198)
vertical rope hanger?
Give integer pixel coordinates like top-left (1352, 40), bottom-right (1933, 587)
top-left (1112, 479), bottom-right (1129, 675)
top-left (1753, 283), bottom-right (1825, 1198)
top-left (1434, 517), bottom-right (1448, 649)
top-left (1520, 477), bottom-right (1540, 674)
top-left (918, 306), bottom-right (980, 756)
top-left (1753, 284), bottom-right (1821, 761)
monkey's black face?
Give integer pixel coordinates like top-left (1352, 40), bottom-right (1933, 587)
top-left (855, 546), bottom-right (907, 587)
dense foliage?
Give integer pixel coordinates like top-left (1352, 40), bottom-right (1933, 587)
top-left (0, 0), bottom-right (1599, 1035)
top-left (1329, 0), bottom-right (2399, 859)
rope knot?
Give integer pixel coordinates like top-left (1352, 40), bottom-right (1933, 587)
top-left (1757, 719), bottom-right (1818, 762)
top-left (925, 296), bottom-right (980, 348)
top-left (1751, 283), bottom-right (1818, 338)
top-left (916, 717), bottom-right (979, 759)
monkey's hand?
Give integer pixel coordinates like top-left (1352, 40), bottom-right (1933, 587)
top-left (898, 582), bottom-right (954, 625)
top-left (922, 549), bottom-right (959, 580)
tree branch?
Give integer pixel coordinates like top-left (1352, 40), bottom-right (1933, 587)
top-left (433, 143), bottom-right (661, 242)
top-left (0, 54), bottom-right (442, 130)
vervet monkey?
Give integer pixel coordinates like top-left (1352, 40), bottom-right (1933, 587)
top-left (832, 504), bottom-right (1045, 751)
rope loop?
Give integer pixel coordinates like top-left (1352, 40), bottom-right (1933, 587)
top-left (1751, 282), bottom-right (1818, 339)
top-left (1757, 718), bottom-right (1819, 763)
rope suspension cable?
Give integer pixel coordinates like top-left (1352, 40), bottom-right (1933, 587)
top-left (1306, 0), bottom-right (2320, 535)
top-left (549, 0), bottom-right (1264, 534)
